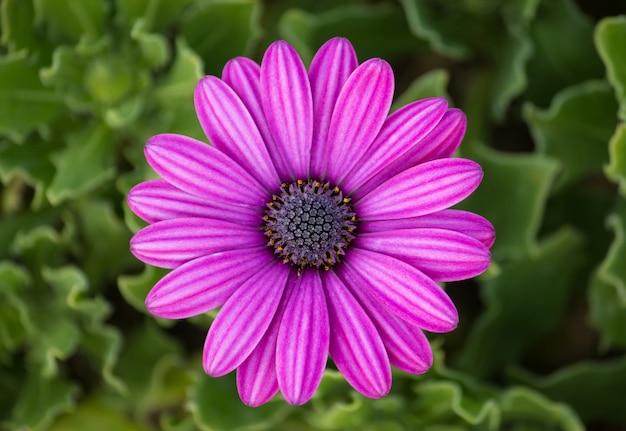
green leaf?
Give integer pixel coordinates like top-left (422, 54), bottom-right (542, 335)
top-left (151, 38), bottom-right (205, 141)
top-left (115, 0), bottom-right (195, 32)
top-left (49, 395), bottom-right (151, 431)
top-left (0, 262), bottom-right (31, 355)
top-left (114, 321), bottom-right (187, 413)
top-left (9, 372), bottom-right (79, 431)
top-left (34, 0), bottom-right (108, 41)
top-left (74, 200), bottom-right (136, 287)
top-left (595, 15), bottom-right (626, 121)
top-left (118, 264), bottom-right (169, 315)
top-left (510, 356), bottom-right (626, 422)
top-left (524, 80), bottom-right (617, 190)
top-left (459, 143), bottom-right (560, 259)
top-left (130, 18), bottom-right (170, 69)
top-left (0, 137), bottom-right (58, 209)
top-left (1, 0), bottom-right (38, 53)
top-left (47, 123), bottom-right (115, 205)
top-left (399, 0), bottom-right (471, 59)
top-left (490, 26), bottom-right (533, 120)
top-left (392, 69), bottom-right (450, 111)
top-left (456, 227), bottom-right (585, 378)
top-left (279, 4), bottom-right (423, 66)
top-left (499, 387), bottom-right (584, 431)
top-left (589, 204), bottom-right (626, 349)
top-left (188, 371), bottom-right (292, 431)
top-left (181, 0), bottom-right (260, 76)
top-left (605, 123), bottom-right (626, 195)
top-left (0, 53), bottom-right (63, 142)
top-left (524, 0), bottom-right (603, 107)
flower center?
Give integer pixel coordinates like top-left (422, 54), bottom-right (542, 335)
top-left (264, 180), bottom-right (357, 270)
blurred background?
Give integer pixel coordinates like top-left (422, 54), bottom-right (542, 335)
top-left (1, 0), bottom-right (626, 430)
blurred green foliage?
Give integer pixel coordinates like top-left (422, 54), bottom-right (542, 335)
top-left (1, 0), bottom-right (626, 430)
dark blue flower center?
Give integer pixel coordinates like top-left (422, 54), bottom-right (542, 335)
top-left (264, 180), bottom-right (357, 270)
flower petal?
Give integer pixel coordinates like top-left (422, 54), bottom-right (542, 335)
top-left (276, 270), bottom-right (329, 405)
top-left (355, 228), bottom-right (492, 282)
top-left (145, 247), bottom-right (272, 319)
top-left (261, 41), bottom-right (313, 180)
top-left (130, 218), bottom-right (266, 268)
top-left (236, 274), bottom-right (297, 407)
top-left (309, 37), bottom-right (358, 178)
top-left (325, 59), bottom-right (394, 183)
top-left (222, 57), bottom-right (291, 180)
top-left (342, 97), bottom-right (448, 192)
top-left (194, 76), bottom-right (280, 191)
top-left (127, 179), bottom-right (261, 226)
top-left (339, 248), bottom-right (458, 332)
top-left (203, 262), bottom-right (290, 377)
top-left (353, 108), bottom-right (467, 200)
top-left (345, 277), bottom-right (433, 374)
top-left (322, 270), bottom-right (391, 398)
top-left (145, 133), bottom-right (267, 208)
top-left (354, 158), bottom-right (483, 221)
top-left (360, 209), bottom-right (496, 248)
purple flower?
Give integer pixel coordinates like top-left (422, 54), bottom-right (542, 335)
top-left (128, 37), bottom-right (494, 406)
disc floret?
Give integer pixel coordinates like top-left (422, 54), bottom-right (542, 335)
top-left (264, 180), bottom-right (357, 270)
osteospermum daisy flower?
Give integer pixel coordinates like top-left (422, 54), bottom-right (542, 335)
top-left (128, 37), bottom-right (494, 406)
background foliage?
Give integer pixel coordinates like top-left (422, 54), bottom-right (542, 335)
top-left (1, 0), bottom-right (626, 430)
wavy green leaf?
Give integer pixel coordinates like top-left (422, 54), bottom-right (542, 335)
top-left (605, 123), bottom-right (626, 195)
top-left (392, 69), bottom-right (450, 111)
top-left (459, 143), bottom-right (560, 259)
top-left (589, 204), bottom-right (626, 349)
top-left (524, 80), bottom-right (617, 189)
top-left (114, 321), bottom-right (187, 413)
top-left (511, 356), bottom-right (626, 422)
top-left (9, 372), bottom-right (79, 431)
top-left (524, 0), bottom-right (603, 107)
top-left (595, 15), bottom-right (626, 121)
top-left (74, 200), bottom-right (136, 287)
top-left (181, 0), bottom-right (260, 76)
top-left (118, 264), bottom-right (169, 315)
top-left (47, 123), bottom-right (115, 205)
top-left (1, 0), bottom-right (38, 53)
top-left (279, 4), bottom-right (422, 66)
top-left (399, 0), bottom-right (471, 59)
top-left (456, 227), bottom-right (585, 377)
top-left (34, 0), bottom-right (108, 42)
top-left (188, 371), bottom-right (292, 431)
top-left (115, 0), bottom-right (195, 32)
top-left (0, 137), bottom-right (58, 209)
top-left (0, 53), bottom-right (63, 142)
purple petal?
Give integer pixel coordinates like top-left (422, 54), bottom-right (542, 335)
top-left (145, 134), bottom-right (268, 208)
top-left (237, 273), bottom-right (297, 407)
top-left (339, 248), bottom-right (458, 332)
top-left (203, 262), bottom-right (290, 377)
top-left (325, 59), bottom-right (394, 184)
top-left (276, 270), bottom-right (329, 405)
top-left (354, 158), bottom-right (483, 221)
top-left (145, 247), bottom-right (273, 319)
top-left (345, 278), bottom-right (433, 374)
top-left (128, 180), bottom-right (262, 226)
top-left (353, 109), bottom-right (467, 200)
top-left (261, 41), bottom-right (313, 180)
top-left (322, 270), bottom-right (391, 398)
top-left (309, 37), bottom-right (358, 179)
top-left (355, 228), bottom-right (491, 282)
top-left (130, 218), bottom-right (266, 269)
top-left (342, 98), bottom-right (448, 192)
top-left (360, 209), bottom-right (496, 248)
top-left (222, 57), bottom-right (291, 180)
top-left (194, 76), bottom-right (279, 190)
